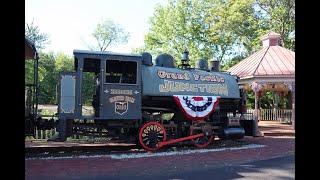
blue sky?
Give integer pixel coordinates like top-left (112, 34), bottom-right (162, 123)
top-left (25, 0), bottom-right (169, 56)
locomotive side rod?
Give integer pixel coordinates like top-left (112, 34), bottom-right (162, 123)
top-left (157, 133), bottom-right (204, 148)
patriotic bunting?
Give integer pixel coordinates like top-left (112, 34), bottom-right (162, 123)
top-left (173, 95), bottom-right (220, 121)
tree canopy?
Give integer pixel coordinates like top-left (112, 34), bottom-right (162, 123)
top-left (85, 18), bottom-right (130, 51)
top-left (25, 19), bottom-right (51, 50)
top-left (133, 0), bottom-right (295, 68)
top-left (255, 0), bottom-right (295, 50)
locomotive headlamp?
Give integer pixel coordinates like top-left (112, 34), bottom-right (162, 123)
top-left (181, 50), bottom-right (189, 65)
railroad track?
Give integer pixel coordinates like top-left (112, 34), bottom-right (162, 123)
top-left (25, 139), bottom-right (251, 159)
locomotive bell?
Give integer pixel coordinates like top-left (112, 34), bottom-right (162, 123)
top-left (181, 50), bottom-right (189, 65)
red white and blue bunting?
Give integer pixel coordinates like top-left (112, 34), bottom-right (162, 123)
top-left (173, 95), bottom-right (220, 121)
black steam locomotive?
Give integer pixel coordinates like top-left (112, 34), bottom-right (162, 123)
top-left (25, 38), bottom-right (253, 151)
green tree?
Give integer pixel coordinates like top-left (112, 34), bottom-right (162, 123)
top-left (207, 0), bottom-right (269, 55)
top-left (25, 60), bottom-right (46, 85)
top-left (36, 51), bottom-right (94, 106)
top-left (37, 51), bottom-right (57, 104)
top-left (136, 0), bottom-right (294, 67)
top-left (81, 73), bottom-right (95, 106)
top-left (55, 52), bottom-right (74, 72)
top-left (133, 0), bottom-right (267, 66)
top-left (85, 18), bottom-right (130, 51)
top-left (221, 54), bottom-right (247, 71)
top-left (37, 51), bottom-right (74, 104)
top-left (246, 91), bottom-right (290, 109)
top-left (25, 20), bottom-right (49, 116)
top-left (134, 0), bottom-right (218, 67)
top-left (25, 19), bottom-right (51, 50)
top-left (255, 0), bottom-right (295, 50)
top-left (25, 19), bottom-right (50, 93)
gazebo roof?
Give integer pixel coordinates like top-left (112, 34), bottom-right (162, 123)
top-left (227, 31), bottom-right (295, 92)
top-left (227, 45), bottom-right (295, 78)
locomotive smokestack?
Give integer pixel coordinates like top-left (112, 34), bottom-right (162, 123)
top-left (210, 59), bottom-right (220, 72)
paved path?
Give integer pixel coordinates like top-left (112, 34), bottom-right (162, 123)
top-left (54, 154), bottom-right (295, 180)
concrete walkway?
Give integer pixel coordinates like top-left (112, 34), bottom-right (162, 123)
top-left (258, 120), bottom-right (295, 136)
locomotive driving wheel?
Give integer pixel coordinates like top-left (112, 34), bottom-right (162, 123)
top-left (138, 121), bottom-right (167, 151)
top-left (190, 121), bottom-right (214, 148)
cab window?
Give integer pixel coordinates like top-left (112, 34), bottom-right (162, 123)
top-left (105, 60), bottom-right (137, 84)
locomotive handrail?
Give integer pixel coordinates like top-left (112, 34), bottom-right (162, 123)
top-left (100, 69), bottom-right (104, 107)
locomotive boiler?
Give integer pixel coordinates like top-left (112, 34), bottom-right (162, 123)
top-left (33, 49), bottom-right (253, 151)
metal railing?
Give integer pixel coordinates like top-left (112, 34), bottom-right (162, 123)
top-left (247, 109), bottom-right (292, 122)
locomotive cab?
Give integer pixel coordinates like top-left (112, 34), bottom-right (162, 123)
top-left (102, 57), bottom-right (142, 119)
top-left (58, 50), bottom-right (142, 120)
top-left (55, 50), bottom-right (143, 141)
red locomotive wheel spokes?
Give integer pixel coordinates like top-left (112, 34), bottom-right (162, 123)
top-left (138, 121), bottom-right (167, 151)
top-left (190, 121), bottom-right (214, 148)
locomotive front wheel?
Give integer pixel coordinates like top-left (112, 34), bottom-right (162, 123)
top-left (190, 121), bottom-right (214, 148)
top-left (138, 121), bottom-right (167, 151)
